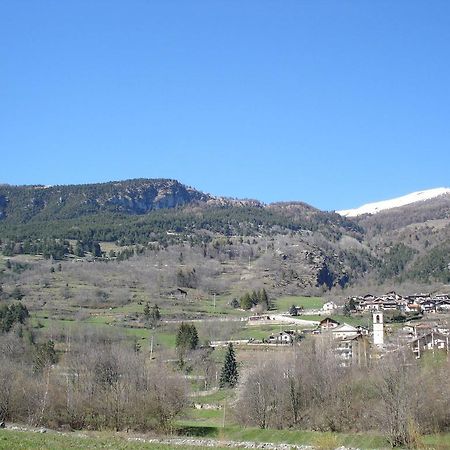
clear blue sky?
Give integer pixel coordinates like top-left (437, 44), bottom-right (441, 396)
top-left (1, 1), bottom-right (450, 211)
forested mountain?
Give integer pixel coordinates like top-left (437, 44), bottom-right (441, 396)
top-left (0, 179), bottom-right (358, 244)
top-left (1, 179), bottom-right (449, 290)
top-left (0, 179), bottom-right (212, 221)
top-left (350, 193), bottom-right (450, 285)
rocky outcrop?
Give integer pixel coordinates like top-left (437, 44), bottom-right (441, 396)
top-left (102, 180), bottom-right (210, 213)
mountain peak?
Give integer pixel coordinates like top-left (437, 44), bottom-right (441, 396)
top-left (337, 187), bottom-right (450, 217)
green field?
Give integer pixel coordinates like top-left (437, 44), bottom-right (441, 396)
top-left (190, 389), bottom-right (231, 405)
top-left (298, 314), bottom-right (370, 328)
top-left (274, 296), bottom-right (325, 311)
top-left (232, 324), bottom-right (296, 340)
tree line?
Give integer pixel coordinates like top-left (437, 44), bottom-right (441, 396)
top-left (239, 288), bottom-right (270, 310)
top-left (0, 322), bottom-right (188, 432)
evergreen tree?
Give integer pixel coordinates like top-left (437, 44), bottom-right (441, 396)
top-left (289, 304), bottom-right (298, 316)
top-left (240, 292), bottom-right (253, 310)
top-left (259, 288), bottom-right (270, 310)
top-left (144, 303), bottom-right (161, 328)
top-left (74, 241), bottom-right (84, 257)
top-left (219, 343), bottom-right (238, 388)
top-left (33, 340), bottom-right (57, 372)
top-left (187, 324), bottom-right (198, 349)
top-left (92, 241), bottom-right (102, 257)
top-left (175, 322), bottom-right (198, 364)
top-left (343, 303), bottom-right (351, 317)
top-left (230, 298), bottom-right (240, 309)
top-left (150, 304), bottom-right (161, 324)
top-left (143, 302), bottom-right (151, 323)
top-left (0, 302), bottom-right (29, 332)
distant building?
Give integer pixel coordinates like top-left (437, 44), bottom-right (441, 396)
top-left (335, 334), bottom-right (371, 367)
top-left (410, 331), bottom-right (449, 358)
top-left (267, 330), bottom-right (295, 344)
top-left (436, 300), bottom-right (450, 312)
top-left (373, 311), bottom-right (384, 347)
top-left (319, 317), bottom-right (340, 330)
top-left (322, 301), bottom-right (337, 312)
top-left (331, 323), bottom-right (359, 339)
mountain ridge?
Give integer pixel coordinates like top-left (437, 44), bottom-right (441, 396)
top-left (1, 178), bottom-right (449, 290)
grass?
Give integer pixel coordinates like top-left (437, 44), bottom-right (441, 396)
top-left (274, 296), bottom-right (325, 312)
top-left (190, 389), bottom-right (231, 404)
top-left (85, 315), bottom-right (115, 325)
top-left (232, 324), bottom-right (294, 340)
top-left (0, 429), bottom-right (232, 450)
top-left (298, 314), bottom-right (370, 328)
top-left (152, 330), bottom-right (177, 348)
top-left (30, 316), bottom-right (178, 348)
top-left (421, 432), bottom-right (450, 449)
top-left (179, 408), bottom-right (224, 427)
top-left (2, 423), bottom-right (450, 450)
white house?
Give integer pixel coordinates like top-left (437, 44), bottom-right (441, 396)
top-left (331, 323), bottom-right (359, 339)
top-left (436, 300), bottom-right (450, 311)
top-left (267, 331), bottom-right (295, 344)
top-left (322, 301), bottom-right (337, 312)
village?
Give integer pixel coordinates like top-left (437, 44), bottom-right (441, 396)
top-left (208, 291), bottom-right (450, 367)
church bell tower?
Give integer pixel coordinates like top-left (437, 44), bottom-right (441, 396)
top-left (373, 311), bottom-right (384, 346)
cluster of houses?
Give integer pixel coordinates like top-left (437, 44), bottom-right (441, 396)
top-left (348, 292), bottom-right (450, 314)
top-left (267, 311), bottom-right (449, 366)
top-left (266, 316), bottom-right (372, 353)
top-left (235, 291), bottom-right (450, 365)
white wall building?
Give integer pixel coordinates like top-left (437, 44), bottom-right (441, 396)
top-left (373, 311), bottom-right (384, 347)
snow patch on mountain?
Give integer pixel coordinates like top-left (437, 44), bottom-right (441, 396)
top-left (337, 187), bottom-right (450, 217)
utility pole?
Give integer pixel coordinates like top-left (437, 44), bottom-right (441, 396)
top-left (150, 334), bottom-right (154, 359)
top-left (213, 293), bottom-right (216, 310)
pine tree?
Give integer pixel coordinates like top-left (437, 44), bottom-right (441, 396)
top-left (33, 340), bottom-right (57, 372)
top-left (74, 241), bottom-right (85, 257)
top-left (219, 343), bottom-right (238, 388)
top-left (150, 304), bottom-right (161, 324)
top-left (259, 288), bottom-right (270, 310)
top-left (92, 242), bottom-right (102, 257)
top-left (289, 304), bottom-right (298, 316)
top-left (143, 302), bottom-right (151, 325)
top-left (189, 324), bottom-right (199, 348)
top-left (175, 322), bottom-right (198, 365)
top-left (240, 293), bottom-right (253, 310)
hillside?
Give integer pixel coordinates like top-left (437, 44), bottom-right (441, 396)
top-left (347, 191), bottom-right (450, 285)
top-left (1, 180), bottom-right (450, 449)
top-left (0, 179), bottom-right (449, 290)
